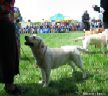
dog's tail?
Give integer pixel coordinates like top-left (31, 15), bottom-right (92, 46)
top-left (72, 36), bottom-right (85, 42)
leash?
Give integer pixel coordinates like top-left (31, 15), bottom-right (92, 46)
top-left (20, 47), bottom-right (33, 65)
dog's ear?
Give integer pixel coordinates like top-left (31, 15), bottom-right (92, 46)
top-left (33, 36), bottom-right (36, 40)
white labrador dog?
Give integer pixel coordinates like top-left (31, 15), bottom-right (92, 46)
top-left (25, 35), bottom-right (87, 87)
top-left (83, 29), bottom-right (108, 54)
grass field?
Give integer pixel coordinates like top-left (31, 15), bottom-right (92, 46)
top-left (0, 31), bottom-right (108, 96)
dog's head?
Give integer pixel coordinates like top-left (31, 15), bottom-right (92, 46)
top-left (24, 35), bottom-right (45, 48)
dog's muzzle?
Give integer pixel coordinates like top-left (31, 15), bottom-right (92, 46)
top-left (24, 36), bottom-right (34, 46)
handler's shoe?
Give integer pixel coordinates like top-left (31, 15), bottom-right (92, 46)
top-left (4, 84), bottom-right (25, 95)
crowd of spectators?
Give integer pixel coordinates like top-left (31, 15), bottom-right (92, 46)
top-left (90, 19), bottom-right (103, 29)
top-left (19, 19), bottom-right (103, 34)
top-left (81, 10), bottom-right (103, 31)
top-left (19, 21), bottom-right (84, 34)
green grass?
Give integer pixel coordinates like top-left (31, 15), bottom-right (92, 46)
top-left (0, 31), bottom-right (108, 96)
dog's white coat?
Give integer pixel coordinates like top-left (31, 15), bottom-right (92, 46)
top-left (82, 29), bottom-right (108, 53)
top-left (25, 36), bottom-right (87, 87)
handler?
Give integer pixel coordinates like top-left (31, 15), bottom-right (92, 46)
top-left (14, 6), bottom-right (22, 58)
top-left (0, 0), bottom-right (22, 95)
top-left (93, 0), bottom-right (108, 29)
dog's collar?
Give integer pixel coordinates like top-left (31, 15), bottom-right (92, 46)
top-left (36, 41), bottom-right (47, 69)
top-left (43, 46), bottom-right (47, 56)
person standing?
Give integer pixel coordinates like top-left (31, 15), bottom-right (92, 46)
top-left (93, 0), bottom-right (108, 29)
top-left (14, 7), bottom-right (22, 58)
top-left (82, 10), bottom-right (90, 31)
top-left (0, 0), bottom-right (22, 95)
top-left (100, 0), bottom-right (108, 29)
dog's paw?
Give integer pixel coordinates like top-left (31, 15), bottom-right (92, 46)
top-left (43, 83), bottom-right (48, 87)
top-left (38, 80), bottom-right (43, 84)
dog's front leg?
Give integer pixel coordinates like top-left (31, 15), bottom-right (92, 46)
top-left (83, 39), bottom-right (89, 50)
top-left (73, 55), bottom-right (87, 79)
top-left (101, 43), bottom-right (107, 54)
top-left (104, 45), bottom-right (107, 55)
top-left (39, 69), bottom-right (46, 85)
top-left (43, 69), bottom-right (51, 87)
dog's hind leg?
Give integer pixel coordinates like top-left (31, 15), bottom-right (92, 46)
top-left (101, 43), bottom-right (107, 54)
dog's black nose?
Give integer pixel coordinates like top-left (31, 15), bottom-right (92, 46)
top-left (25, 36), bottom-right (28, 40)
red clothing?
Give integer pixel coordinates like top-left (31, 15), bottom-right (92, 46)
top-left (0, 0), bottom-right (15, 13)
top-left (0, 0), bottom-right (4, 4)
top-left (0, 0), bottom-right (15, 21)
top-left (0, 0), bottom-right (19, 83)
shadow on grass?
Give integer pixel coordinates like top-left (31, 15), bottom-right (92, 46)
top-left (22, 71), bottom-right (92, 96)
top-left (72, 71), bottom-right (93, 83)
top-left (0, 71), bottom-right (92, 96)
top-left (0, 82), bottom-right (78, 96)
top-left (20, 77), bottom-right (79, 96)
top-left (0, 70), bottom-right (93, 96)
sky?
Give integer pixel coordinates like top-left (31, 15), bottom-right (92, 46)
top-left (15, 0), bottom-right (100, 22)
